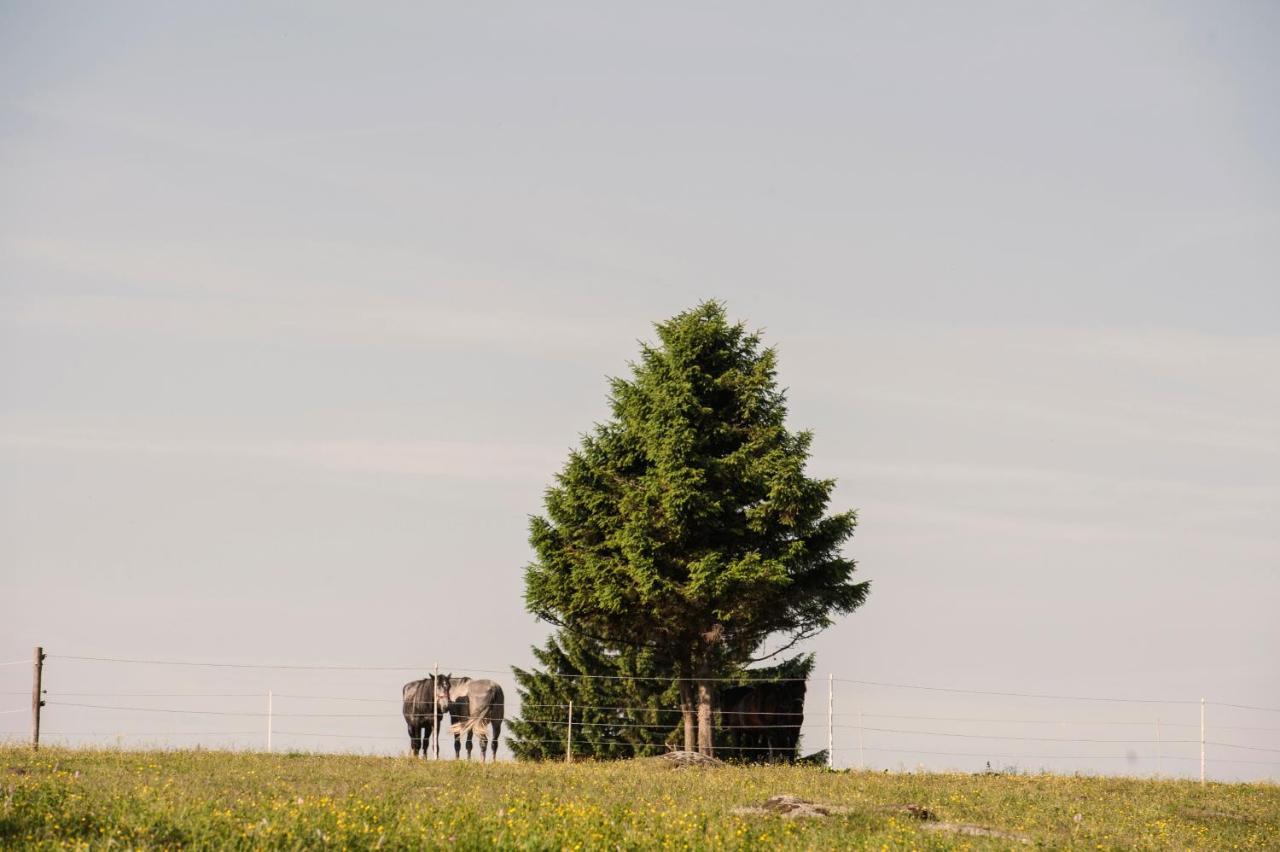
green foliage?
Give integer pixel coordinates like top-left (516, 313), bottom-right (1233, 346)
top-left (525, 301), bottom-right (869, 678)
top-left (507, 629), bottom-right (679, 761)
top-left (5, 747), bottom-right (1278, 849)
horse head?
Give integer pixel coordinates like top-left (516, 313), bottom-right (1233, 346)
top-left (433, 673), bottom-right (453, 713)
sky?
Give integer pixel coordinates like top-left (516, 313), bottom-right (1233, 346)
top-left (1, 2), bottom-right (1277, 779)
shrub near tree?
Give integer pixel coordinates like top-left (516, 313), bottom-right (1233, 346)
top-left (524, 301), bottom-right (869, 755)
top-left (507, 629), bottom-right (679, 761)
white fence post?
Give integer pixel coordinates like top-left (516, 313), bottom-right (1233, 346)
top-left (266, 689), bottom-right (273, 753)
top-left (433, 661), bottom-right (440, 759)
top-left (1155, 717), bottom-right (1162, 776)
top-left (826, 673), bottom-right (834, 770)
top-left (566, 699), bottom-right (573, 763)
top-left (1200, 698), bottom-right (1205, 785)
top-left (858, 707), bottom-right (865, 770)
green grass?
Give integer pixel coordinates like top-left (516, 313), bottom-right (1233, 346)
top-left (1, 747), bottom-right (1276, 849)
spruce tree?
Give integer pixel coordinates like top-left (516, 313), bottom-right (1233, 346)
top-left (507, 630), bottom-right (679, 761)
top-left (524, 301), bottom-right (869, 754)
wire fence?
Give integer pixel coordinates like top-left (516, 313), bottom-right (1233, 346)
top-left (2, 650), bottom-right (1277, 780)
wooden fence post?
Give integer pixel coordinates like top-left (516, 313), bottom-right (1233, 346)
top-left (32, 646), bottom-right (45, 750)
top-left (566, 700), bottom-right (573, 764)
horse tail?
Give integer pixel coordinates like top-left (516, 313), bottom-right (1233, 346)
top-left (465, 684), bottom-right (504, 734)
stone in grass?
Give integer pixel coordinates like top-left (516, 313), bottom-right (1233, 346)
top-left (734, 796), bottom-right (948, 823)
top-left (881, 804), bottom-right (937, 821)
top-left (1179, 808), bottom-right (1250, 823)
top-left (922, 822), bottom-right (1033, 844)
top-left (763, 795), bottom-right (839, 818)
top-left (732, 795), bottom-right (854, 819)
top-left (648, 751), bottom-right (726, 768)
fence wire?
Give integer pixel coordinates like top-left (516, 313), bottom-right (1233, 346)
top-left (2, 651), bottom-right (1275, 778)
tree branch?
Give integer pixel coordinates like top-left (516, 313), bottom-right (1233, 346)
top-left (746, 626), bottom-right (821, 663)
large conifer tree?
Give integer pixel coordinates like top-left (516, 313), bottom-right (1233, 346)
top-left (524, 301), bottom-right (868, 754)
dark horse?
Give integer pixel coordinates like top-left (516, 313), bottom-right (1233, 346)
top-left (401, 677), bottom-right (439, 757)
top-left (718, 680), bottom-right (807, 762)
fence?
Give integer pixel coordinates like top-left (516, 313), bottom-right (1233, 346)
top-left (2, 648), bottom-right (1278, 782)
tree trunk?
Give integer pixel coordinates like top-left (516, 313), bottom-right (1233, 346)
top-left (692, 626), bottom-right (722, 758)
top-left (696, 679), bottom-right (714, 757)
top-left (679, 680), bottom-right (695, 752)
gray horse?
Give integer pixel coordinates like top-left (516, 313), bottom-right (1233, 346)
top-left (435, 674), bottom-right (504, 761)
top-left (401, 677), bottom-right (439, 757)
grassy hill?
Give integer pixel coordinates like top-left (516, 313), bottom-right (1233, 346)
top-left (2, 747), bottom-right (1276, 849)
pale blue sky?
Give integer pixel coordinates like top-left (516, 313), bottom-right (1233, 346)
top-left (1, 2), bottom-right (1277, 777)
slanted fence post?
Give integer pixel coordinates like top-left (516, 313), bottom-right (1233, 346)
top-left (826, 673), bottom-right (833, 770)
top-left (31, 646), bottom-right (45, 750)
top-left (566, 700), bottom-right (573, 763)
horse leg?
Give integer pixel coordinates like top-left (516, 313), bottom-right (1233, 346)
top-left (407, 722), bottom-right (421, 757)
top-left (478, 731), bottom-right (488, 763)
top-left (465, 730), bottom-right (474, 760)
top-left (453, 732), bottom-right (462, 759)
top-left (490, 720), bottom-right (501, 761)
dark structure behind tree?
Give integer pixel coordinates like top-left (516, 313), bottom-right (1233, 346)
top-left (716, 654), bottom-right (812, 762)
top-left (524, 302), bottom-right (869, 754)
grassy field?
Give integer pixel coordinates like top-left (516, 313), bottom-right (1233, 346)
top-left (1, 747), bottom-right (1276, 849)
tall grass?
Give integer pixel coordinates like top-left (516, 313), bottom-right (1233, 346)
top-left (2, 747), bottom-right (1276, 849)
